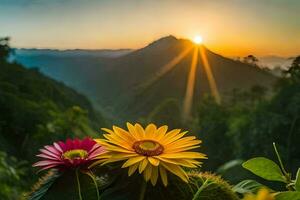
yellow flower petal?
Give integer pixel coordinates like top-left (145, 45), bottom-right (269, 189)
top-left (128, 163), bottom-right (139, 176)
top-left (143, 164), bottom-right (153, 181)
top-left (154, 125), bottom-right (168, 140)
top-left (162, 131), bottom-right (188, 145)
top-left (113, 126), bottom-right (136, 143)
top-left (102, 134), bottom-right (133, 150)
top-left (160, 152), bottom-right (207, 159)
top-left (139, 157), bottom-right (148, 173)
top-left (159, 166), bottom-right (168, 186)
top-left (161, 162), bottom-right (188, 183)
top-left (135, 123), bottom-right (145, 139)
top-left (160, 129), bottom-right (181, 144)
top-left (122, 156), bottom-right (145, 168)
top-left (145, 124), bottom-right (157, 138)
top-left (148, 157), bottom-right (160, 166)
top-left (164, 145), bottom-right (201, 153)
top-left (109, 153), bottom-right (137, 159)
top-left (126, 122), bottom-right (140, 139)
top-left (95, 123), bottom-right (207, 188)
top-left (150, 167), bottom-right (158, 186)
top-left (99, 142), bottom-right (133, 153)
top-left (166, 136), bottom-right (197, 146)
top-left (156, 157), bottom-right (197, 168)
top-left (101, 128), bottom-right (115, 135)
top-left (166, 139), bottom-right (202, 149)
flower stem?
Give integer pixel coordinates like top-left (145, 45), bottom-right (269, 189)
top-left (76, 169), bottom-right (83, 200)
top-left (192, 179), bottom-right (209, 200)
top-left (89, 172), bottom-right (101, 200)
top-left (273, 143), bottom-right (288, 176)
top-left (273, 143), bottom-right (294, 191)
top-left (139, 180), bottom-right (147, 200)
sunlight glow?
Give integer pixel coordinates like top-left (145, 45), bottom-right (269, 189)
top-left (182, 47), bottom-right (198, 122)
top-left (193, 35), bottom-right (203, 44)
top-left (138, 46), bottom-right (193, 90)
top-left (199, 46), bottom-right (221, 104)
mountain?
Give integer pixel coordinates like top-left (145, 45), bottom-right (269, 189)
top-left (14, 35), bottom-right (277, 120)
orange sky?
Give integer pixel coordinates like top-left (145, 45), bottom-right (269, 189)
top-left (0, 0), bottom-right (299, 57)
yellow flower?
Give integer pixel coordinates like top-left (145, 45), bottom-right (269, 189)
top-left (94, 123), bottom-right (207, 186)
top-left (244, 188), bottom-right (274, 200)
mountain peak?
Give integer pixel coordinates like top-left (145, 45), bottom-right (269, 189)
top-left (154, 35), bottom-right (177, 42)
top-left (146, 35), bottom-right (178, 48)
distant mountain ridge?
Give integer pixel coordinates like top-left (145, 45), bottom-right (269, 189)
top-left (14, 35), bottom-right (277, 120)
top-left (14, 48), bottom-right (133, 58)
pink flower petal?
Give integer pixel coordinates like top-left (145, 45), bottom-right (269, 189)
top-left (53, 142), bottom-right (63, 153)
top-left (39, 149), bottom-right (61, 159)
top-left (88, 144), bottom-right (101, 154)
top-left (44, 145), bottom-right (61, 155)
top-left (88, 148), bottom-right (105, 159)
top-left (33, 160), bottom-right (63, 167)
top-left (34, 138), bottom-right (105, 170)
top-left (37, 154), bottom-right (61, 161)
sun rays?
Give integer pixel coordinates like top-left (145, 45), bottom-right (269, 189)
top-left (140, 40), bottom-right (221, 121)
top-left (199, 45), bottom-right (221, 104)
top-left (182, 47), bottom-right (199, 121)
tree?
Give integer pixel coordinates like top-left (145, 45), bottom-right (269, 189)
top-left (243, 55), bottom-right (259, 66)
top-left (0, 37), bottom-right (11, 62)
top-left (286, 56), bottom-right (300, 81)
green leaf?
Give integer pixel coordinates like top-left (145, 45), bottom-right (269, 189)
top-left (28, 170), bottom-right (62, 200)
top-left (232, 179), bottom-right (265, 194)
top-left (275, 191), bottom-right (300, 200)
top-left (295, 168), bottom-right (300, 191)
top-left (242, 157), bottom-right (286, 182)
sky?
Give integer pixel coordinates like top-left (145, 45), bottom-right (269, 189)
top-left (0, 0), bottom-right (299, 56)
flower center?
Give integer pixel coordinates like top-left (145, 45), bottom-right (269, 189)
top-left (133, 140), bottom-right (164, 156)
top-left (62, 149), bottom-right (88, 160)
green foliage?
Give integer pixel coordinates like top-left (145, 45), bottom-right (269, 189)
top-left (0, 151), bottom-right (27, 200)
top-left (0, 61), bottom-right (105, 157)
top-left (28, 170), bottom-right (62, 200)
top-left (242, 143), bottom-right (300, 200)
top-left (295, 169), bottom-right (300, 191)
top-left (217, 160), bottom-right (252, 184)
top-left (147, 98), bottom-right (182, 128)
top-left (275, 192), bottom-right (300, 200)
top-left (197, 96), bottom-right (234, 170)
top-left (242, 157), bottom-right (286, 182)
top-left (196, 56), bottom-right (300, 178)
top-left (28, 169), bottom-right (108, 200)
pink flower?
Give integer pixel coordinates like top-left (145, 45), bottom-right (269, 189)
top-left (33, 138), bottom-right (105, 171)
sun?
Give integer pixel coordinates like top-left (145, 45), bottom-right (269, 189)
top-left (193, 35), bottom-right (203, 44)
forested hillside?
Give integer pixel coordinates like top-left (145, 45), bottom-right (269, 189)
top-left (0, 38), bottom-right (106, 199)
